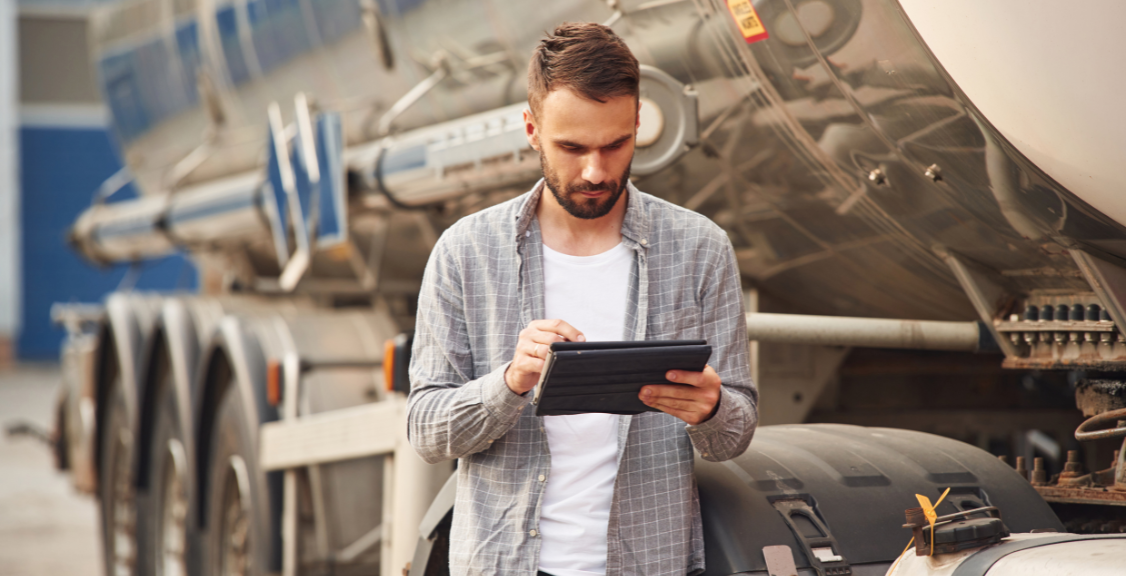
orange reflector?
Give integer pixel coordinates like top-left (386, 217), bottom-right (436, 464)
top-left (266, 360), bottom-right (282, 406)
top-left (384, 339), bottom-right (397, 392)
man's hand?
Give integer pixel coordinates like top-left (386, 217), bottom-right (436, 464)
top-left (505, 319), bottom-right (585, 395)
top-left (640, 365), bottom-right (721, 425)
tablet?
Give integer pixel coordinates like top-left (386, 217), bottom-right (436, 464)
top-left (532, 340), bottom-right (712, 416)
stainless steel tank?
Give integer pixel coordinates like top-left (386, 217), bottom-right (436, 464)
top-left (82, 0), bottom-right (1126, 339)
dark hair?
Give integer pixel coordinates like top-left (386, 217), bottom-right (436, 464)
top-left (527, 22), bottom-right (640, 117)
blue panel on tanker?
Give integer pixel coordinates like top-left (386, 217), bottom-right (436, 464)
top-left (290, 143), bottom-right (314, 225)
top-left (248, 0), bottom-right (314, 74)
top-left (375, 0), bottom-right (426, 16)
top-left (313, 0), bottom-right (363, 45)
top-left (99, 52), bottom-right (151, 143)
top-left (382, 144), bottom-right (428, 175)
top-left (316, 113), bottom-right (346, 246)
top-left (175, 20), bottom-right (202, 106)
top-left (216, 5), bottom-right (253, 85)
top-left (99, 32), bottom-right (196, 144)
top-left (167, 193), bottom-right (260, 225)
top-left (18, 126), bottom-right (198, 359)
top-left (132, 39), bottom-right (185, 131)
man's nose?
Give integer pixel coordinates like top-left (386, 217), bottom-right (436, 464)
top-left (581, 152), bottom-right (609, 185)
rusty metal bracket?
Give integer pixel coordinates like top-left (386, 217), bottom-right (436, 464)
top-left (1072, 250), bottom-right (1126, 334)
top-left (935, 247), bottom-right (1019, 358)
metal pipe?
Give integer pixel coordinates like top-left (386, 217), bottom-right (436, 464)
top-left (745, 312), bottom-right (996, 352)
top-left (1074, 407), bottom-right (1126, 442)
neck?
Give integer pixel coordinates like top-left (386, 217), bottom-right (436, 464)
top-left (537, 183), bottom-right (628, 257)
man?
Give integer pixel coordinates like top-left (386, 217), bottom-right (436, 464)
top-left (407, 22), bottom-right (757, 576)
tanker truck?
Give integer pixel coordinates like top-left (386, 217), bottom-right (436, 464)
top-left (49, 0), bottom-right (1126, 575)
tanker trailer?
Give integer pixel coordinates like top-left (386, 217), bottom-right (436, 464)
top-left (48, 0), bottom-right (1126, 575)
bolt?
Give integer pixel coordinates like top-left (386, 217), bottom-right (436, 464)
top-left (1031, 457), bottom-right (1048, 485)
top-left (1087, 304), bottom-right (1101, 322)
top-left (1023, 305), bottom-right (1039, 322)
top-left (1100, 309), bottom-right (1113, 322)
top-left (1070, 304), bottom-right (1085, 321)
top-left (1016, 456), bottom-right (1028, 480)
top-left (1039, 306), bottom-right (1054, 322)
top-left (924, 164), bottom-right (943, 182)
top-left (1060, 450), bottom-right (1085, 479)
top-left (998, 455), bottom-right (1009, 465)
top-left (1056, 304), bottom-right (1070, 321)
top-left (868, 168), bottom-right (887, 186)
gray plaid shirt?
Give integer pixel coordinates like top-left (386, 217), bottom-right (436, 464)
top-left (408, 181), bottom-right (757, 576)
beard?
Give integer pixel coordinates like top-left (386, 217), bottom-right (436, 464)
top-left (540, 152), bottom-right (631, 220)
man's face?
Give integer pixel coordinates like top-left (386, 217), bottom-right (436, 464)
top-left (525, 88), bottom-right (638, 220)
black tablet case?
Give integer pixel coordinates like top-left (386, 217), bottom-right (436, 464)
top-left (532, 340), bottom-right (711, 416)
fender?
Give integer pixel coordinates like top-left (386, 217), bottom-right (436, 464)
top-left (93, 293), bottom-right (162, 478)
top-left (195, 315), bottom-right (283, 572)
top-left (135, 298), bottom-right (203, 491)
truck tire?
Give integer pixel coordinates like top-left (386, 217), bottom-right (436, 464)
top-left (100, 377), bottom-right (137, 576)
top-left (143, 380), bottom-right (192, 576)
top-left (204, 387), bottom-right (269, 576)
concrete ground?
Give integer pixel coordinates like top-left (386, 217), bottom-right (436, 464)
top-left (0, 364), bottom-right (102, 576)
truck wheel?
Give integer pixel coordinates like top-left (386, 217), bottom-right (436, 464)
top-left (145, 381), bottom-right (191, 576)
top-left (205, 387), bottom-right (267, 576)
top-left (100, 378), bottom-right (137, 576)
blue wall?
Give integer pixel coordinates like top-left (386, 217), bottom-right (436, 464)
top-left (19, 125), bottom-right (197, 360)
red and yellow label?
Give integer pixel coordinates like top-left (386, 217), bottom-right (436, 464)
top-left (726, 0), bottom-right (769, 43)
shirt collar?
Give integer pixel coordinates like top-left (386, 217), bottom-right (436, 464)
top-left (514, 179), bottom-right (650, 249)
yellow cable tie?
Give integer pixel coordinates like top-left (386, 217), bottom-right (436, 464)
top-left (887, 536), bottom-right (915, 576)
top-left (915, 487), bottom-right (951, 556)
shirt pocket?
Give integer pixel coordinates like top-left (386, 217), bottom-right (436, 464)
top-left (648, 303), bottom-right (704, 340)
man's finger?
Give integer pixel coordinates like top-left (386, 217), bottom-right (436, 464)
top-left (641, 384), bottom-right (699, 402)
top-left (528, 330), bottom-right (567, 347)
top-left (646, 396), bottom-right (698, 414)
top-left (665, 370), bottom-right (705, 387)
top-left (514, 355), bottom-right (545, 373)
top-left (666, 365), bottom-right (720, 387)
top-left (530, 319), bottom-right (586, 342)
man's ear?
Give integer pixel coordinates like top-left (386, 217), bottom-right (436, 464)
top-left (524, 108), bottom-right (540, 151)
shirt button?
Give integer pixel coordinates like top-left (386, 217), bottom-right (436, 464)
top-left (487, 439), bottom-right (494, 444)
top-left (641, 238), bottom-right (648, 246)
top-left (530, 529), bottom-right (538, 537)
top-left (538, 474), bottom-right (546, 482)
top-left (525, 231), bottom-right (531, 237)
top-left (701, 452), bottom-right (709, 457)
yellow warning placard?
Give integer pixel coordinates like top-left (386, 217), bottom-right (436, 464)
top-left (726, 0), bottom-right (769, 44)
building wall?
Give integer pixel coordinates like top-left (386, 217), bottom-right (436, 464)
top-left (16, 9), bottom-right (197, 360)
top-left (0, 0), bottom-right (19, 367)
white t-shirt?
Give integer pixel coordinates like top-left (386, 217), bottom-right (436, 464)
top-left (538, 241), bottom-right (632, 576)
